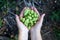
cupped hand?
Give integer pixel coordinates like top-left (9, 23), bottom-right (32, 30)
top-left (16, 7), bottom-right (45, 40)
top-left (16, 15), bottom-right (28, 31)
top-left (30, 7), bottom-right (45, 40)
top-left (16, 7), bottom-right (45, 32)
top-left (30, 7), bottom-right (45, 32)
top-left (15, 7), bottom-right (29, 32)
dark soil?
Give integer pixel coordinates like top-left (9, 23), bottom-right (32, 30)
top-left (0, 0), bottom-right (60, 40)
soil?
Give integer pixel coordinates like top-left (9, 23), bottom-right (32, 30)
top-left (0, 0), bottom-right (60, 40)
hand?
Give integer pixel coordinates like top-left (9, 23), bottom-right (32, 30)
top-left (16, 15), bottom-right (29, 32)
top-left (30, 7), bottom-right (45, 31)
top-left (16, 7), bottom-right (45, 40)
top-left (30, 7), bottom-right (45, 40)
top-left (16, 7), bottom-right (29, 32)
top-left (15, 7), bottom-right (29, 40)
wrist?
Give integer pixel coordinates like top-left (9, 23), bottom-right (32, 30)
top-left (18, 30), bottom-right (28, 40)
top-left (31, 29), bottom-right (42, 40)
top-left (19, 29), bottom-right (29, 33)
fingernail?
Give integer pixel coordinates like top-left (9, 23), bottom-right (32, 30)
top-left (43, 14), bottom-right (45, 16)
top-left (42, 14), bottom-right (45, 17)
top-left (15, 15), bottom-right (17, 17)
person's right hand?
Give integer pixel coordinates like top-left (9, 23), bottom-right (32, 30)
top-left (30, 7), bottom-right (45, 40)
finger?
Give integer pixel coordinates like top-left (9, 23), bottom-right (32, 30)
top-left (39, 14), bottom-right (45, 26)
top-left (16, 15), bottom-right (21, 23)
top-left (34, 14), bottom-right (45, 30)
top-left (16, 15), bottom-right (23, 29)
top-left (31, 7), bottom-right (40, 16)
top-left (16, 15), bottom-right (28, 29)
top-left (20, 7), bottom-right (27, 18)
top-left (33, 7), bottom-right (40, 15)
top-left (16, 15), bottom-right (23, 26)
top-left (31, 7), bottom-right (34, 10)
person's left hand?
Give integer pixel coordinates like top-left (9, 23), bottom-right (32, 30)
top-left (16, 7), bottom-right (29, 40)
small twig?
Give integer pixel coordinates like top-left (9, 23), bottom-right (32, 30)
top-left (23, 0), bottom-right (27, 6)
top-left (0, 27), bottom-right (6, 34)
top-left (3, 18), bottom-right (12, 28)
top-left (43, 31), bottom-right (51, 36)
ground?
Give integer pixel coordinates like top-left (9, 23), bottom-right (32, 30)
top-left (0, 0), bottom-right (60, 40)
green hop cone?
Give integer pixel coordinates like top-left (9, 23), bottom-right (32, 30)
top-left (20, 8), bottom-right (39, 29)
top-left (24, 8), bottom-right (31, 16)
top-left (27, 16), bottom-right (32, 20)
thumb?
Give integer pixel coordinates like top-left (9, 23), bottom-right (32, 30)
top-left (16, 15), bottom-right (27, 30)
top-left (32, 14), bottom-right (45, 30)
top-left (16, 15), bottom-right (23, 25)
top-left (19, 7), bottom-right (27, 18)
top-left (15, 15), bottom-right (23, 27)
top-left (39, 14), bottom-right (45, 26)
top-left (16, 15), bottom-right (20, 23)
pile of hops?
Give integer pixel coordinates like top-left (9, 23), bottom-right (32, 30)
top-left (20, 8), bottom-right (39, 29)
